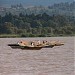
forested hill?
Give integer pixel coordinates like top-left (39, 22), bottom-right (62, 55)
top-left (0, 13), bottom-right (75, 37)
top-left (0, 2), bottom-right (75, 37)
top-left (0, 2), bottom-right (75, 16)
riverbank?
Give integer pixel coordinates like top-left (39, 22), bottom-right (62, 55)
top-left (0, 34), bottom-right (75, 38)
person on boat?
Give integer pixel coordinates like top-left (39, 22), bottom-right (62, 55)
top-left (35, 40), bottom-right (41, 46)
top-left (43, 40), bottom-right (47, 44)
top-left (38, 40), bottom-right (40, 44)
top-left (18, 41), bottom-right (28, 46)
top-left (43, 40), bottom-right (45, 44)
top-left (31, 42), bottom-right (34, 47)
top-left (37, 40), bottom-right (41, 45)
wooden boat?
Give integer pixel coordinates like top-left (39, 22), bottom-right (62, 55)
top-left (8, 44), bottom-right (20, 49)
top-left (8, 44), bottom-right (43, 50)
top-left (8, 40), bottom-right (64, 50)
top-left (20, 46), bottom-right (43, 50)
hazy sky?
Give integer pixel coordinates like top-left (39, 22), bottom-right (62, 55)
top-left (0, 0), bottom-right (74, 7)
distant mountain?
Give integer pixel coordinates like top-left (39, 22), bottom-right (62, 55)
top-left (0, 2), bottom-right (75, 17)
top-left (0, 0), bottom-right (73, 7)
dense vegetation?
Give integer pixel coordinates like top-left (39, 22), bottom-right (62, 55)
top-left (0, 13), bottom-right (75, 37)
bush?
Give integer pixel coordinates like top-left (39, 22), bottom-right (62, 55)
top-left (20, 33), bottom-right (28, 37)
top-left (29, 33), bottom-right (36, 37)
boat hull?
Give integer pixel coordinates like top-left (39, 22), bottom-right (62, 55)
top-left (8, 44), bottom-right (42, 50)
top-left (21, 46), bottom-right (42, 50)
top-left (8, 44), bottom-right (20, 49)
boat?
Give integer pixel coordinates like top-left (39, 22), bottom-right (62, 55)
top-left (8, 40), bottom-right (64, 50)
top-left (8, 44), bottom-right (43, 50)
top-left (20, 45), bottom-right (43, 50)
top-left (8, 44), bottom-right (20, 49)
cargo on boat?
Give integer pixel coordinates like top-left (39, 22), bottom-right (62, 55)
top-left (8, 40), bottom-right (64, 50)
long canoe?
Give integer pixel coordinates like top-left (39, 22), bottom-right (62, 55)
top-left (8, 44), bottom-right (43, 50)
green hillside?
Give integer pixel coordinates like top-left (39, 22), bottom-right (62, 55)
top-left (0, 2), bottom-right (75, 37)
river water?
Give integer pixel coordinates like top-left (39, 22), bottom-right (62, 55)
top-left (0, 37), bottom-right (74, 75)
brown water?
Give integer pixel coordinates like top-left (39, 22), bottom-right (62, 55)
top-left (0, 37), bottom-right (74, 75)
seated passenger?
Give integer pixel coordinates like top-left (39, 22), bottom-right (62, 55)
top-left (31, 42), bottom-right (34, 47)
top-left (37, 40), bottom-right (40, 45)
top-left (43, 40), bottom-right (47, 44)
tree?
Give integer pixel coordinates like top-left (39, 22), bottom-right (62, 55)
top-left (0, 22), bottom-right (16, 34)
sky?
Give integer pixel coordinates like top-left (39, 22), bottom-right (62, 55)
top-left (0, 0), bottom-right (74, 7)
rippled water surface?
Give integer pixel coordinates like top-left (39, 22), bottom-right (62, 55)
top-left (0, 37), bottom-right (74, 75)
